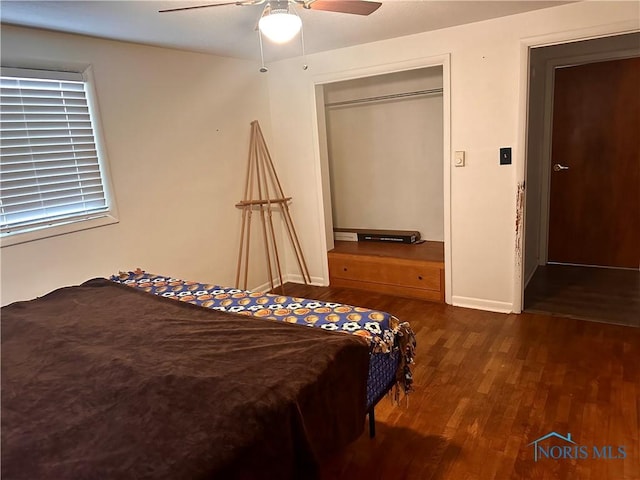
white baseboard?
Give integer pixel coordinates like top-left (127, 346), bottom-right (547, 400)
top-left (286, 273), bottom-right (326, 286)
top-left (252, 279), bottom-right (279, 293)
top-left (451, 296), bottom-right (513, 314)
top-left (252, 274), bottom-right (326, 293)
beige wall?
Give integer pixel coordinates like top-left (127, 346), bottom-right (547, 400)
top-left (0, 25), bottom-right (274, 305)
top-left (2, 2), bottom-right (638, 310)
top-left (265, 1), bottom-right (639, 312)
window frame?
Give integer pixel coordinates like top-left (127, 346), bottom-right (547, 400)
top-left (0, 66), bottom-right (119, 247)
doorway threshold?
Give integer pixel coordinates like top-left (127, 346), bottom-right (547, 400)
top-left (524, 264), bottom-right (640, 328)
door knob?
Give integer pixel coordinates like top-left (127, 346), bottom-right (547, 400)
top-left (553, 164), bottom-right (570, 172)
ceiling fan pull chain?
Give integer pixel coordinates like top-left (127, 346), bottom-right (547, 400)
top-left (258, 30), bottom-right (268, 73)
top-left (300, 14), bottom-right (308, 71)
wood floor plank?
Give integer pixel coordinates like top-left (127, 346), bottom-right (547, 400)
top-left (280, 283), bottom-right (640, 480)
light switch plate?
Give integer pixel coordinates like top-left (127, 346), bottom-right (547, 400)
top-left (500, 147), bottom-right (512, 165)
top-left (454, 151), bottom-right (465, 167)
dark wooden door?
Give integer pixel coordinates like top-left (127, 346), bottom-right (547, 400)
top-left (548, 57), bottom-right (640, 269)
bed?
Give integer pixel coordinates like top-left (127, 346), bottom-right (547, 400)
top-left (110, 271), bottom-right (416, 416)
top-left (1, 272), bottom-right (414, 479)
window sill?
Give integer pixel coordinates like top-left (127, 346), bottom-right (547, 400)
top-left (1, 214), bottom-right (119, 248)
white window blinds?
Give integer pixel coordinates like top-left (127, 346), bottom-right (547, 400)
top-left (1, 68), bottom-right (110, 236)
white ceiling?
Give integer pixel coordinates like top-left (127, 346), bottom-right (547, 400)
top-left (1, 1), bottom-right (573, 62)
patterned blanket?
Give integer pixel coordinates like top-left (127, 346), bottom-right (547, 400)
top-left (111, 270), bottom-right (416, 393)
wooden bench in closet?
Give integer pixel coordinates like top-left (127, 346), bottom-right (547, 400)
top-left (328, 240), bottom-right (445, 303)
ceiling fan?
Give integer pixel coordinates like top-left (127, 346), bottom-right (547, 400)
top-left (159, 1), bottom-right (381, 16)
top-left (159, 1), bottom-right (382, 43)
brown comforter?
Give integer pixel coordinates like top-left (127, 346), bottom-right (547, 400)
top-left (1, 279), bottom-right (369, 479)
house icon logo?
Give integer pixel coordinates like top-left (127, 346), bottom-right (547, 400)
top-left (528, 432), bottom-right (576, 462)
top-left (528, 432), bottom-right (626, 462)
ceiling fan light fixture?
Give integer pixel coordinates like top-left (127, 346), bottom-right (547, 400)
top-left (258, 8), bottom-right (302, 44)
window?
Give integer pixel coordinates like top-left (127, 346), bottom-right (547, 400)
top-left (0, 67), bottom-right (117, 247)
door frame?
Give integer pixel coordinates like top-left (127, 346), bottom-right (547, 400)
top-left (309, 54), bottom-right (453, 304)
top-left (514, 22), bottom-right (640, 314)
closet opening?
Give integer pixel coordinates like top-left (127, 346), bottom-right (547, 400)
top-left (315, 65), bottom-right (447, 303)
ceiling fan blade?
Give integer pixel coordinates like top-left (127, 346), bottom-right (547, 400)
top-left (158, 2), bottom-right (242, 13)
top-left (307, 0), bottom-right (381, 16)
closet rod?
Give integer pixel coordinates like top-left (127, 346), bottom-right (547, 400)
top-left (325, 88), bottom-right (443, 108)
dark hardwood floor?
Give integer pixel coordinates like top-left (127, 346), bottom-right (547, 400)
top-left (282, 283), bottom-right (640, 480)
top-left (525, 264), bottom-right (640, 328)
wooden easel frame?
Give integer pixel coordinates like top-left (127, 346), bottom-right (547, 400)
top-left (235, 120), bottom-right (311, 293)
